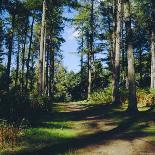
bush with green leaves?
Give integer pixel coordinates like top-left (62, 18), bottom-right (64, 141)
top-left (89, 87), bottom-right (112, 104)
top-left (120, 88), bottom-right (155, 107)
top-left (30, 93), bottom-right (50, 111)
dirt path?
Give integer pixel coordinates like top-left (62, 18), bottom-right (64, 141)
top-left (15, 103), bottom-right (155, 155)
top-left (58, 103), bottom-right (155, 155)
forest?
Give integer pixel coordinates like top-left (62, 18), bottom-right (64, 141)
top-left (0, 0), bottom-right (155, 154)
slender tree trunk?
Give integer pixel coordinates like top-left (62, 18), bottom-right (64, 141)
top-left (6, 13), bottom-right (15, 91)
top-left (90, 0), bottom-right (95, 90)
top-left (112, 0), bottom-right (122, 104)
top-left (43, 25), bottom-right (46, 91)
top-left (46, 38), bottom-right (50, 95)
top-left (111, 0), bottom-right (116, 97)
top-left (86, 31), bottom-right (92, 99)
top-left (121, 13), bottom-right (126, 83)
top-left (15, 38), bottom-right (20, 87)
top-left (30, 53), bottom-right (34, 91)
top-left (139, 48), bottom-right (143, 86)
top-left (80, 35), bottom-right (84, 99)
top-left (21, 25), bottom-right (28, 92)
top-left (151, 0), bottom-right (155, 89)
top-left (26, 16), bottom-right (35, 90)
top-left (39, 0), bottom-right (46, 94)
top-left (124, 0), bottom-right (138, 112)
top-left (111, 0), bottom-right (117, 99)
top-left (49, 46), bottom-right (54, 101)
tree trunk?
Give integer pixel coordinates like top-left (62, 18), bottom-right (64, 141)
top-left (39, 0), bottom-right (46, 94)
top-left (139, 48), bottom-right (143, 86)
top-left (80, 35), bottom-right (84, 99)
top-left (6, 13), bottom-right (15, 91)
top-left (46, 38), bottom-right (50, 96)
top-left (26, 16), bottom-right (35, 90)
top-left (124, 0), bottom-right (138, 112)
top-left (111, 0), bottom-right (117, 98)
top-left (21, 25), bottom-right (28, 92)
top-left (15, 37), bottom-right (20, 87)
top-left (151, 0), bottom-right (155, 89)
top-left (49, 46), bottom-right (54, 101)
top-left (86, 30), bottom-right (92, 99)
top-left (112, 0), bottom-right (122, 104)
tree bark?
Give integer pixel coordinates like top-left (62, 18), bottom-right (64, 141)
top-left (86, 30), bottom-right (92, 99)
top-left (151, 0), bottom-right (155, 89)
top-left (46, 38), bottom-right (50, 96)
top-left (112, 0), bottom-right (122, 104)
top-left (26, 16), bottom-right (35, 90)
top-left (80, 35), bottom-right (84, 99)
top-left (124, 0), bottom-right (138, 112)
top-left (15, 37), bottom-right (20, 87)
top-left (6, 13), bottom-right (15, 91)
top-left (21, 24), bottom-right (28, 92)
top-left (49, 46), bottom-right (54, 101)
top-left (39, 0), bottom-right (46, 94)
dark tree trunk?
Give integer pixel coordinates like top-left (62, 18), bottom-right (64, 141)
top-left (21, 25), bottom-right (28, 92)
top-left (46, 38), bottom-right (50, 96)
top-left (124, 0), bottom-right (138, 112)
top-left (15, 38), bottom-right (20, 87)
top-left (112, 0), bottom-right (122, 104)
top-left (49, 46), bottom-right (54, 101)
top-left (26, 16), bottom-right (35, 90)
top-left (139, 48), bottom-right (143, 86)
top-left (6, 13), bottom-right (15, 91)
top-left (39, 0), bottom-right (46, 94)
top-left (111, 0), bottom-right (117, 97)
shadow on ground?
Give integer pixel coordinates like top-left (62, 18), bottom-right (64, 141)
top-left (12, 103), bottom-right (155, 155)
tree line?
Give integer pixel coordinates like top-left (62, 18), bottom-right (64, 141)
top-left (0, 0), bottom-right (155, 119)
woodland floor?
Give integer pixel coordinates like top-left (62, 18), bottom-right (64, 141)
top-left (2, 102), bottom-right (155, 155)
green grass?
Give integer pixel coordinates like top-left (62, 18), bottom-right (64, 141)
top-left (1, 102), bottom-right (155, 155)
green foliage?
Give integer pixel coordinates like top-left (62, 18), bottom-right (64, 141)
top-left (120, 88), bottom-right (155, 107)
top-left (136, 89), bottom-right (155, 107)
top-left (30, 93), bottom-right (50, 111)
top-left (0, 87), bottom-right (30, 120)
top-left (88, 87), bottom-right (112, 104)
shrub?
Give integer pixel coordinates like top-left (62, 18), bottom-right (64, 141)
top-left (88, 88), bottom-right (155, 106)
top-left (30, 93), bottom-right (51, 111)
top-left (120, 88), bottom-right (155, 107)
top-left (0, 119), bottom-right (24, 149)
top-left (137, 89), bottom-right (155, 106)
top-left (89, 87), bottom-right (112, 104)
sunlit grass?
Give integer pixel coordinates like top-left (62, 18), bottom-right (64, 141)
top-left (1, 102), bottom-right (155, 155)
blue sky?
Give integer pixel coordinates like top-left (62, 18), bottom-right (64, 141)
top-left (61, 10), bottom-right (81, 73)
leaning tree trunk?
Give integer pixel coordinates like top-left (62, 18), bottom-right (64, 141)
top-left (39, 0), bottom-right (46, 95)
top-left (151, 0), bottom-right (155, 89)
top-left (112, 0), bottom-right (122, 104)
top-left (124, 0), bottom-right (138, 112)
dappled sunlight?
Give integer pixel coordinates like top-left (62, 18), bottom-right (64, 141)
top-left (1, 103), bottom-right (152, 155)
